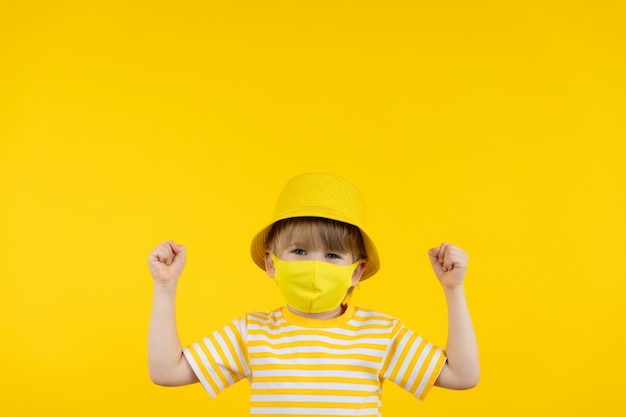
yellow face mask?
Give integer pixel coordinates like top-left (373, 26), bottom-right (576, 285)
top-left (272, 255), bottom-right (360, 313)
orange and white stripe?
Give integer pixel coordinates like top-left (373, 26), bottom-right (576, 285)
top-left (183, 305), bottom-right (445, 416)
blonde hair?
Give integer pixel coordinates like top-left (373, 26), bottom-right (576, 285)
top-left (265, 217), bottom-right (367, 262)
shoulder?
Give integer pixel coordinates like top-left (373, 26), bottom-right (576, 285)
top-left (351, 305), bottom-right (399, 328)
top-left (244, 306), bottom-right (286, 327)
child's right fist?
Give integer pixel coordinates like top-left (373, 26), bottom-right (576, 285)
top-left (148, 241), bottom-right (187, 286)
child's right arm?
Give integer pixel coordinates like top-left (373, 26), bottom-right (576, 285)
top-left (147, 241), bottom-right (198, 386)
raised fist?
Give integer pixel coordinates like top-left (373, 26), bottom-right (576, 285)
top-left (428, 243), bottom-right (468, 289)
top-left (148, 241), bottom-right (187, 286)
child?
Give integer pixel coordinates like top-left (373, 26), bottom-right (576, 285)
top-left (147, 172), bottom-right (479, 416)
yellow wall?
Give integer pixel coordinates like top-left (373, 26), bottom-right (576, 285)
top-left (1, 1), bottom-right (624, 415)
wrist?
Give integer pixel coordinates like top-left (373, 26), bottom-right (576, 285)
top-left (153, 280), bottom-right (179, 293)
top-left (443, 284), bottom-right (465, 297)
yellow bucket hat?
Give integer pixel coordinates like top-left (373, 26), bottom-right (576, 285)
top-left (250, 172), bottom-right (380, 280)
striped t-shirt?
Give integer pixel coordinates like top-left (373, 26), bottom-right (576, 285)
top-left (183, 304), bottom-right (446, 416)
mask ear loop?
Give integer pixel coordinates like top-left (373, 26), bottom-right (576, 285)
top-left (344, 259), bottom-right (364, 306)
top-left (343, 280), bottom-right (357, 305)
top-left (343, 290), bottom-right (353, 305)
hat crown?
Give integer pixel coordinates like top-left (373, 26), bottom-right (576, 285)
top-left (273, 172), bottom-right (366, 226)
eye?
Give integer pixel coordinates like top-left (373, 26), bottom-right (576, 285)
top-left (326, 253), bottom-right (341, 259)
top-left (292, 249), bottom-right (306, 256)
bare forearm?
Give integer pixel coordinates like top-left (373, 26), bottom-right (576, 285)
top-left (148, 285), bottom-right (187, 385)
top-left (147, 241), bottom-right (196, 386)
top-left (442, 285), bottom-right (480, 388)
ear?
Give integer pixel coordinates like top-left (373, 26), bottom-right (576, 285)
top-left (265, 252), bottom-right (276, 278)
top-left (351, 260), bottom-right (367, 287)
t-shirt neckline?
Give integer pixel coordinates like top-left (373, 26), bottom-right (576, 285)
top-left (281, 304), bottom-right (356, 328)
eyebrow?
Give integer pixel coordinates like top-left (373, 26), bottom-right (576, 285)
top-left (286, 242), bottom-right (350, 254)
top-left (285, 241), bottom-right (313, 249)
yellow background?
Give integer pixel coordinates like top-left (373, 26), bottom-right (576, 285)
top-left (1, 1), bottom-right (625, 415)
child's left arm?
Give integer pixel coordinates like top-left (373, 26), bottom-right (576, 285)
top-left (428, 243), bottom-right (480, 389)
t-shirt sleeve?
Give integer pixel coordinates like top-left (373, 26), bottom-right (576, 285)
top-left (379, 319), bottom-right (447, 401)
top-left (182, 317), bottom-right (251, 397)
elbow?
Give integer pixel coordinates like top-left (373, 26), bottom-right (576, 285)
top-left (459, 371), bottom-right (480, 390)
top-left (465, 378), bottom-right (480, 390)
top-left (446, 356), bottom-right (480, 390)
top-left (149, 368), bottom-right (176, 387)
top-left (150, 375), bottom-right (180, 387)
top-left (149, 372), bottom-right (168, 386)
top-left (435, 367), bottom-right (480, 390)
top-left (149, 361), bottom-right (197, 387)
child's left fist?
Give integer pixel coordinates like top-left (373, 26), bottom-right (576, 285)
top-left (428, 243), bottom-right (468, 289)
